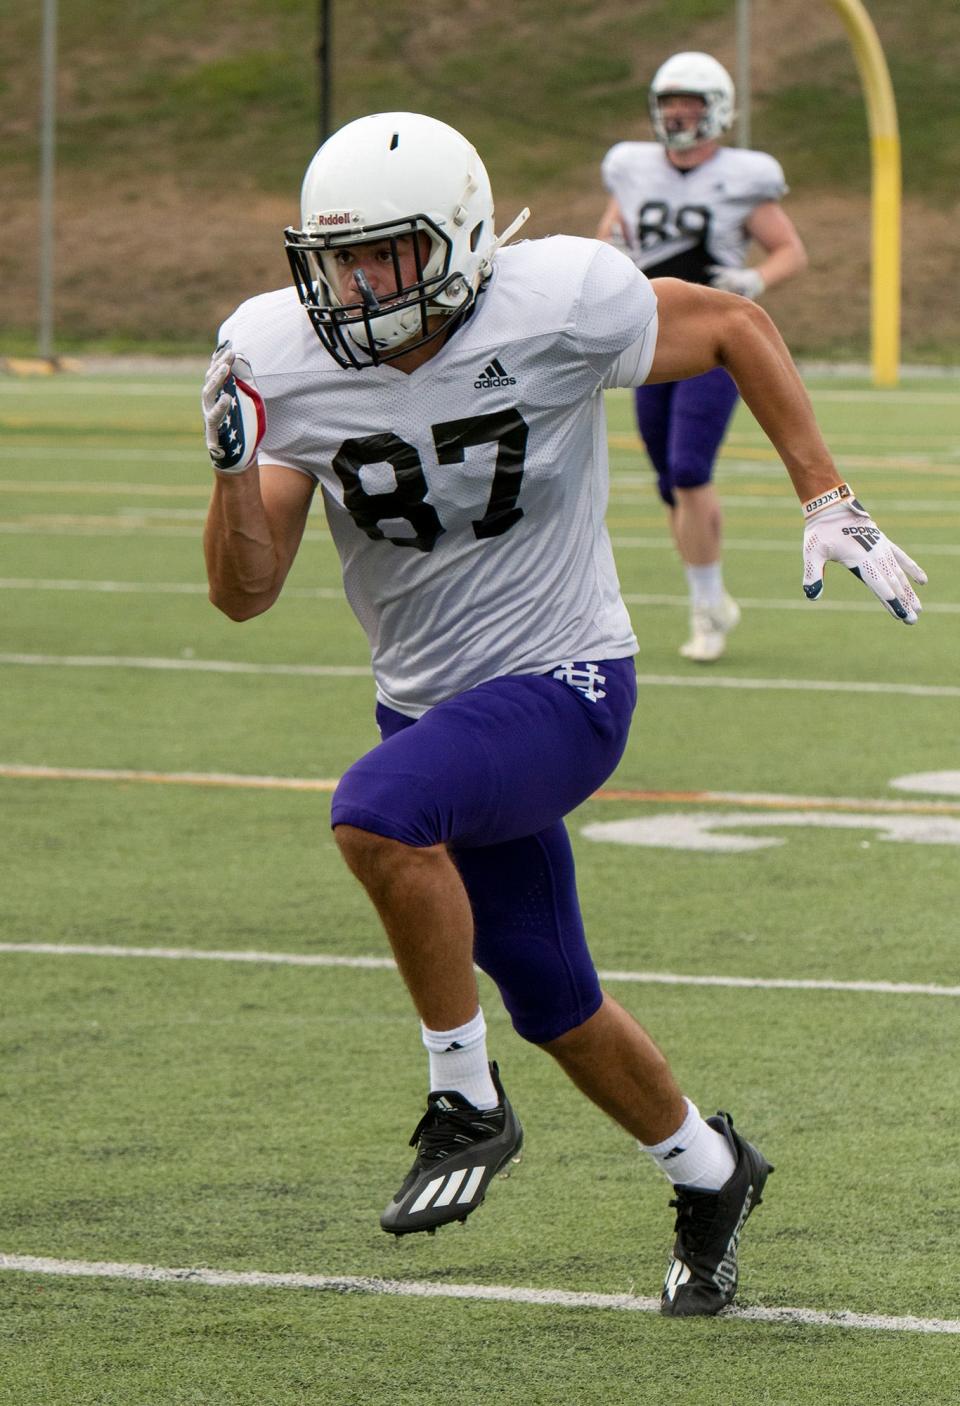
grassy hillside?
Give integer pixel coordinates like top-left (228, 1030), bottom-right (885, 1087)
top-left (2, 0), bottom-right (958, 357)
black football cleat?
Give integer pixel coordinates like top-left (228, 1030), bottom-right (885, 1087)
top-left (660, 1111), bottom-right (773, 1317)
top-left (380, 1062), bottom-right (523, 1236)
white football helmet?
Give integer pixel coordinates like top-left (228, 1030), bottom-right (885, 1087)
top-left (649, 52), bottom-right (735, 151)
top-left (284, 111), bottom-right (529, 368)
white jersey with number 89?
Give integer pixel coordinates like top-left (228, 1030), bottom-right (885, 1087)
top-left (601, 142), bottom-right (787, 283)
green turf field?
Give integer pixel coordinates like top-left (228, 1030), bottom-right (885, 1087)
top-left (1, 369), bottom-right (958, 1403)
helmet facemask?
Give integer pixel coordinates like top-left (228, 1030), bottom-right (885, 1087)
top-left (285, 212), bottom-right (476, 370)
top-left (650, 92), bottom-right (729, 150)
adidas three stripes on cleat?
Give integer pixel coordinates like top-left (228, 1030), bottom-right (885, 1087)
top-left (660, 1111), bottom-right (773, 1317)
top-left (380, 1063), bottom-right (523, 1236)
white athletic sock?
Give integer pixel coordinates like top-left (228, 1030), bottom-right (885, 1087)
top-left (420, 1009), bottom-right (499, 1110)
top-left (685, 561), bottom-right (724, 610)
top-left (641, 1098), bottom-right (736, 1190)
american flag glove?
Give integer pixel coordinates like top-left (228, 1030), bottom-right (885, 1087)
top-left (201, 342), bottom-right (266, 474)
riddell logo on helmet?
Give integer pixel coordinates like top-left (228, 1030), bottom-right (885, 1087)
top-left (314, 211), bottom-right (361, 227)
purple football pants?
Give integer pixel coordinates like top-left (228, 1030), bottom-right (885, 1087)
top-left (331, 659), bottom-right (637, 1043)
top-left (634, 366), bottom-right (740, 507)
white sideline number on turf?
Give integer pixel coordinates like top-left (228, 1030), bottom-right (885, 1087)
top-left (582, 811), bottom-right (960, 853)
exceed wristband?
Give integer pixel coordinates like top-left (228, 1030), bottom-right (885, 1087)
top-left (801, 482), bottom-right (856, 519)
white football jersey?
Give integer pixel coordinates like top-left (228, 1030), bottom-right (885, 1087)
top-left (601, 142), bottom-right (787, 282)
top-left (219, 236), bottom-right (658, 716)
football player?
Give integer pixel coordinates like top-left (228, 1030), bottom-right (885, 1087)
top-left (202, 111), bottom-right (923, 1317)
top-left (598, 52), bottom-right (808, 661)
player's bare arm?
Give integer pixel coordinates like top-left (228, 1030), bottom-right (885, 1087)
top-left (648, 277), bottom-right (837, 501)
top-left (204, 462), bottom-right (315, 621)
top-left (648, 277), bottom-right (926, 622)
top-left (744, 201), bottom-right (808, 291)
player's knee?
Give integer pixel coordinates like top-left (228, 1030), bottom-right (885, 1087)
top-left (670, 460), bottom-right (714, 493)
top-left (335, 821), bottom-right (447, 873)
top-left (334, 823), bottom-right (406, 882)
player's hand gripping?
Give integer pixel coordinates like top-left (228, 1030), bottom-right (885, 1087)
top-left (801, 484), bottom-right (927, 624)
top-left (201, 342), bottom-right (266, 473)
top-left (708, 266), bottom-right (765, 300)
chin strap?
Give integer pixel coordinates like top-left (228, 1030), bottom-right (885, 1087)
top-left (478, 207), bottom-right (531, 277)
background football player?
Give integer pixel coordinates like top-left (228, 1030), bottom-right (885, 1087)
top-left (202, 111), bottom-right (923, 1317)
top-left (598, 52), bottom-right (808, 661)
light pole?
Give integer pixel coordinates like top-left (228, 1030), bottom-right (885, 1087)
top-left (317, 0), bottom-right (332, 144)
top-left (38, 0), bottom-right (58, 360)
top-left (736, 0), bottom-right (751, 148)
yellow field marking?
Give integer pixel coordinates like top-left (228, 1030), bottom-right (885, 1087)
top-left (609, 433), bottom-right (958, 473)
top-left (0, 358), bottom-right (58, 377)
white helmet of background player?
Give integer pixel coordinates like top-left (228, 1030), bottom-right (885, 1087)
top-left (648, 52), bottom-right (735, 151)
top-left (284, 111), bottom-right (529, 368)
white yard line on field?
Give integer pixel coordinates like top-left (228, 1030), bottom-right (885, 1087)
top-left (610, 536), bottom-right (960, 557)
top-left (0, 1253), bottom-right (957, 1334)
top-left (2, 653), bottom-right (958, 698)
top-left (0, 476), bottom-right (209, 490)
top-left (14, 459), bottom-right (958, 487)
top-left (0, 942), bottom-right (391, 971)
top-left (630, 674), bottom-right (960, 699)
top-left (3, 516), bottom-right (960, 557)
top-left (0, 450), bottom-right (203, 466)
top-left (3, 577), bottom-right (959, 614)
top-left (0, 653), bottom-right (369, 677)
top-left (1, 941), bottom-right (958, 999)
top-left (621, 593), bottom-right (960, 614)
top-left (0, 522), bottom-right (207, 539)
top-left (0, 382), bottom-right (201, 396)
top-left (3, 456), bottom-right (958, 482)
top-left (0, 578), bottom-right (344, 599)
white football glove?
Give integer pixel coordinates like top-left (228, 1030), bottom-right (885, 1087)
top-left (802, 485), bottom-right (927, 624)
top-left (708, 266), bottom-right (765, 300)
top-left (201, 342), bottom-right (266, 474)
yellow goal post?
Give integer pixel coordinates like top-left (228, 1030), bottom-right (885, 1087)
top-left (826, 0), bottom-right (901, 386)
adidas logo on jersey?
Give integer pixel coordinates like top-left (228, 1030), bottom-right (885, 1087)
top-left (474, 357), bottom-right (517, 389)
